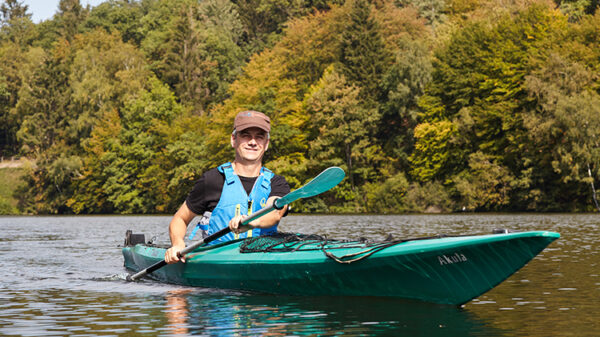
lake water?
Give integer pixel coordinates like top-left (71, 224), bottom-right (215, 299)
top-left (0, 214), bottom-right (598, 336)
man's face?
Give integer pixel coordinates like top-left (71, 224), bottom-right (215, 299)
top-left (231, 127), bottom-right (269, 163)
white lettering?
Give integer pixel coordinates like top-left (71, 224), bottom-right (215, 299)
top-left (437, 252), bottom-right (468, 265)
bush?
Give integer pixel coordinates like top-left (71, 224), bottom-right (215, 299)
top-left (364, 172), bottom-right (410, 213)
top-left (404, 181), bottom-right (454, 213)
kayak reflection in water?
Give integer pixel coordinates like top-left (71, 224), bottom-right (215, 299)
top-left (164, 110), bottom-right (290, 264)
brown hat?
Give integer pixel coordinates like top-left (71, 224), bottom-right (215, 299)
top-left (234, 110), bottom-right (270, 133)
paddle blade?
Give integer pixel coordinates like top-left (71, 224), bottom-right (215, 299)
top-left (275, 167), bottom-right (345, 208)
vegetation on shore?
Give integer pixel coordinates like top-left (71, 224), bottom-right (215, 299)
top-left (1, 0), bottom-right (599, 214)
top-left (0, 167), bottom-right (24, 214)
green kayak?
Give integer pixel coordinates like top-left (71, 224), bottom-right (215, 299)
top-left (122, 230), bottom-right (559, 305)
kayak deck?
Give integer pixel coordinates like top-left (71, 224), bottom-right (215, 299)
top-left (122, 230), bottom-right (560, 305)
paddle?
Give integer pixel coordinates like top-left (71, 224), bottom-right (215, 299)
top-left (126, 166), bottom-right (345, 281)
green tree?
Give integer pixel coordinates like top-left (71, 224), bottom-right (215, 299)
top-left (0, 0), bottom-right (34, 46)
top-left (83, 0), bottom-right (144, 44)
top-left (56, 0), bottom-right (87, 41)
top-left (69, 29), bottom-right (149, 141)
top-left (0, 0), bottom-right (28, 20)
top-left (69, 77), bottom-right (188, 214)
top-left (379, 38), bottom-right (432, 171)
top-left (305, 67), bottom-right (384, 210)
top-left (140, 0), bottom-right (245, 114)
top-left (234, 0), bottom-right (309, 52)
top-left (523, 54), bottom-right (600, 210)
top-left (364, 172), bottom-right (410, 213)
top-left (14, 42), bottom-right (76, 213)
top-left (0, 43), bottom-right (29, 155)
top-left (556, 0), bottom-right (598, 22)
top-left (15, 29), bottom-right (151, 213)
top-left (339, 0), bottom-right (392, 102)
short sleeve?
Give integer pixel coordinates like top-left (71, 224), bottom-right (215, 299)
top-left (185, 168), bottom-right (224, 214)
top-left (269, 174), bottom-right (291, 197)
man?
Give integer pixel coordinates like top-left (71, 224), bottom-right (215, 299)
top-left (165, 110), bottom-right (290, 264)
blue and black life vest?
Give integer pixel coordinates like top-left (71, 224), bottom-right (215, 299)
top-left (190, 162), bottom-right (276, 245)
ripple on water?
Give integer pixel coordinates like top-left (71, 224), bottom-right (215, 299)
top-left (0, 214), bottom-right (598, 337)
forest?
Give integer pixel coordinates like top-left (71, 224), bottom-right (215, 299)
top-left (1, 0), bottom-right (599, 214)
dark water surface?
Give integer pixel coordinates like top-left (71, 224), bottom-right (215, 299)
top-left (0, 214), bottom-right (597, 336)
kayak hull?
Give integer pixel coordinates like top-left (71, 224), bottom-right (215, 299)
top-left (122, 231), bottom-right (559, 305)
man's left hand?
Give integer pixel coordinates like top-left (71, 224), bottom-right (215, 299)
top-left (229, 215), bottom-right (253, 234)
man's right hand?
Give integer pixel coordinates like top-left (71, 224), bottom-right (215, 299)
top-left (165, 244), bottom-right (186, 264)
top-left (166, 202), bottom-right (197, 264)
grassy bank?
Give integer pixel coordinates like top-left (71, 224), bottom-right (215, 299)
top-left (0, 168), bottom-right (25, 214)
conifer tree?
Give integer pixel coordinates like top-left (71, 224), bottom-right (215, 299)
top-left (0, 0), bottom-right (34, 46)
top-left (0, 0), bottom-right (29, 22)
top-left (338, 0), bottom-right (391, 102)
top-left (56, 0), bottom-right (87, 41)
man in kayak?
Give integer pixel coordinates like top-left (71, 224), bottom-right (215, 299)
top-left (165, 110), bottom-right (291, 264)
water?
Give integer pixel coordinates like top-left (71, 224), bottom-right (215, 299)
top-left (0, 214), bottom-right (598, 336)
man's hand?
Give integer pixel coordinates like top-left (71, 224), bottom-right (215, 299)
top-left (228, 215), bottom-right (254, 234)
top-left (165, 244), bottom-right (186, 264)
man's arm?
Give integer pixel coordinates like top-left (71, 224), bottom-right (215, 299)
top-left (228, 196), bottom-right (288, 234)
top-left (165, 202), bottom-right (197, 264)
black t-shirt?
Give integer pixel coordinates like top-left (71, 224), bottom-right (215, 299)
top-left (185, 167), bottom-right (291, 215)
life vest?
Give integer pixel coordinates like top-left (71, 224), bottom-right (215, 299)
top-left (202, 162), bottom-right (276, 245)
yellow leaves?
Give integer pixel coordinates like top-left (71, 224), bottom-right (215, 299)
top-left (410, 120), bottom-right (458, 182)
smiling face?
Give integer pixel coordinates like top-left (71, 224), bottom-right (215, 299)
top-left (231, 127), bottom-right (269, 164)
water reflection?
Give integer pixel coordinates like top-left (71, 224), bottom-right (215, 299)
top-left (161, 290), bottom-right (506, 336)
top-left (165, 289), bottom-right (191, 336)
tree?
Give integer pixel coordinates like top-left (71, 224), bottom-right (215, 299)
top-left (83, 0), bottom-right (145, 44)
top-left (14, 41), bottom-right (75, 213)
top-left (409, 119), bottom-right (458, 182)
top-left (0, 0), bottom-right (34, 47)
top-left (68, 29), bottom-right (149, 142)
top-left (14, 29), bottom-right (151, 213)
top-left (69, 77), bottom-right (188, 214)
top-left (0, 42), bottom-right (33, 156)
top-left (379, 38), bottom-right (432, 171)
top-left (397, 0), bottom-right (447, 27)
top-left (305, 67), bottom-right (384, 211)
top-left (0, 0), bottom-right (28, 21)
top-left (140, 0), bottom-right (245, 114)
top-left (234, 0), bottom-right (309, 52)
top-left (55, 0), bottom-right (87, 41)
top-left (338, 0), bottom-right (392, 102)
